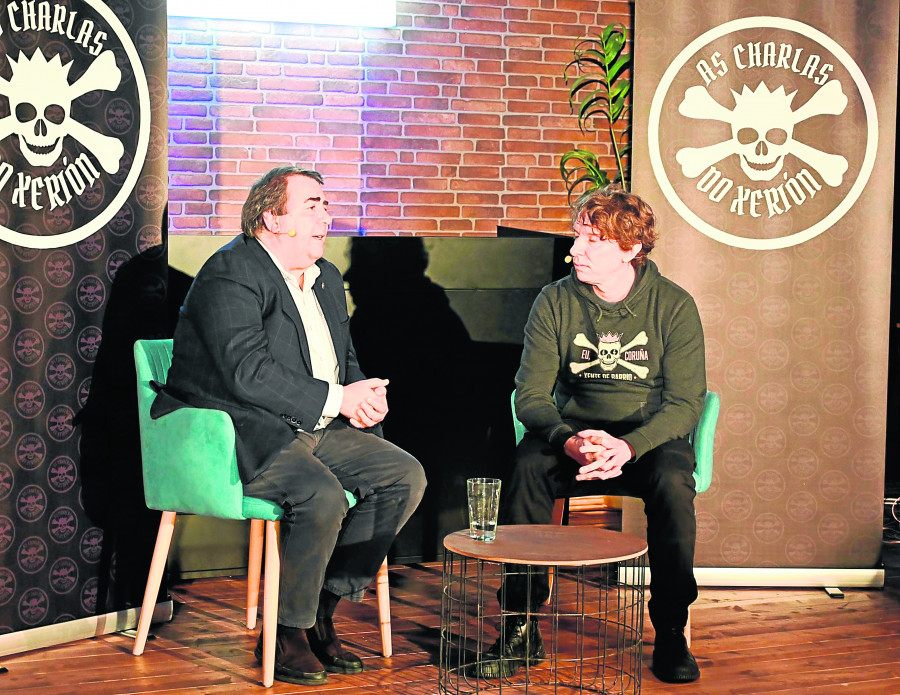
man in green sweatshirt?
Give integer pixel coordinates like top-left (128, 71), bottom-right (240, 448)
top-left (479, 186), bottom-right (706, 684)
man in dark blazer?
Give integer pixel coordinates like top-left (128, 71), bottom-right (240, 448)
top-left (152, 166), bottom-right (426, 686)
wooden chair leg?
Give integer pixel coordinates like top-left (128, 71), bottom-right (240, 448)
top-left (133, 511), bottom-right (176, 656)
top-left (261, 520), bottom-right (281, 688)
top-left (246, 518), bottom-right (265, 630)
top-left (375, 557), bottom-right (391, 657)
top-left (546, 498), bottom-right (566, 603)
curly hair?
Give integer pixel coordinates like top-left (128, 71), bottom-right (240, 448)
top-left (571, 185), bottom-right (658, 265)
top-left (241, 166), bottom-right (324, 238)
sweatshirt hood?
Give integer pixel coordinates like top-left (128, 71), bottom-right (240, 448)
top-left (567, 259), bottom-right (661, 318)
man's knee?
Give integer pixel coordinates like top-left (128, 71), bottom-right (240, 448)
top-left (304, 478), bottom-right (351, 526)
top-left (637, 441), bottom-right (696, 502)
top-left (401, 454), bottom-right (427, 506)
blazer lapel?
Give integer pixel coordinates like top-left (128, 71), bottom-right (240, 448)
top-left (246, 238), bottom-right (314, 374)
top-left (312, 266), bottom-right (346, 382)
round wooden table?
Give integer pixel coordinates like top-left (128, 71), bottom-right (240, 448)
top-left (440, 525), bottom-right (647, 694)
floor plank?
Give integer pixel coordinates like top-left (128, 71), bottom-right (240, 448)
top-left (0, 553), bottom-right (897, 694)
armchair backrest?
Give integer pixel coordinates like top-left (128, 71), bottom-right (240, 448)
top-left (134, 339), bottom-right (247, 519)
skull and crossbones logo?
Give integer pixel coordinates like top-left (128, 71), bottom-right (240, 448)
top-left (0, 48), bottom-right (124, 172)
top-left (569, 331), bottom-right (650, 379)
top-left (675, 81), bottom-right (849, 186)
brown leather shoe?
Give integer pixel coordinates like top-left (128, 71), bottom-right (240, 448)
top-left (254, 625), bottom-right (328, 686)
top-left (306, 616), bottom-right (364, 674)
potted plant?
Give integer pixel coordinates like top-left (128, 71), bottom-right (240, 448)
top-left (560, 23), bottom-right (632, 199)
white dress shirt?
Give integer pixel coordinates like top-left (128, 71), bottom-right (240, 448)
top-left (259, 242), bottom-right (343, 430)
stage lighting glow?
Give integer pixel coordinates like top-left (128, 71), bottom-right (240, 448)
top-left (167, 0), bottom-right (396, 28)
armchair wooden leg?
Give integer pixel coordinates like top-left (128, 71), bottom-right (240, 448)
top-left (133, 511), bottom-right (176, 656)
top-left (375, 557), bottom-right (391, 657)
top-left (246, 519), bottom-right (265, 630)
top-left (261, 520), bottom-right (281, 688)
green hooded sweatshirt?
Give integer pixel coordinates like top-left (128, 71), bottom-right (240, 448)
top-left (514, 260), bottom-right (706, 461)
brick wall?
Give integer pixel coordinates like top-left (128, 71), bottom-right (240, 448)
top-left (167, 1), bottom-right (632, 236)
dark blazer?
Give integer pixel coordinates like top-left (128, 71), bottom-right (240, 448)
top-left (151, 234), bottom-right (373, 482)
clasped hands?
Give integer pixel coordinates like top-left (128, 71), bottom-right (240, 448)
top-left (564, 430), bottom-right (632, 481)
top-left (340, 378), bottom-right (389, 429)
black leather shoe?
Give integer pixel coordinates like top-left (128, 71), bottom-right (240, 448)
top-left (306, 616), bottom-right (364, 674)
top-left (471, 615), bottom-right (546, 679)
top-left (652, 628), bottom-right (700, 683)
top-left (254, 626), bottom-right (328, 686)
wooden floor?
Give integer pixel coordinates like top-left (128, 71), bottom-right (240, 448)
top-left (1, 547), bottom-right (899, 695)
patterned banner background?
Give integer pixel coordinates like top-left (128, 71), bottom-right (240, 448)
top-left (0, 0), bottom-right (167, 634)
top-left (632, 0), bottom-right (897, 569)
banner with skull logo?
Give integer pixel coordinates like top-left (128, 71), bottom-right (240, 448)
top-left (0, 0), bottom-right (167, 637)
top-left (632, 1), bottom-right (896, 571)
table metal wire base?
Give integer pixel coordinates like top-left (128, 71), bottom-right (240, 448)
top-left (440, 553), bottom-right (645, 694)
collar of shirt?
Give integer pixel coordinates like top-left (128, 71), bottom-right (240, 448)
top-left (257, 238), bottom-right (322, 291)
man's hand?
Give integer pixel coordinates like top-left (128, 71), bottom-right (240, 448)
top-left (341, 379), bottom-right (389, 428)
top-left (570, 429), bottom-right (633, 481)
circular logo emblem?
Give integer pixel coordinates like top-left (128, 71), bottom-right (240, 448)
top-left (721, 490), bottom-right (753, 521)
top-left (49, 557), bottom-right (79, 594)
top-left (77, 326), bottom-right (102, 362)
top-left (854, 405), bottom-right (884, 438)
top-left (723, 403), bottom-right (754, 435)
top-left (13, 329), bottom-right (45, 366)
top-left (754, 469), bottom-right (786, 501)
top-left (80, 527), bottom-right (104, 563)
top-left (0, 515), bottom-right (14, 553)
top-left (0, 2), bottom-right (151, 249)
top-left (725, 315), bottom-right (757, 348)
top-left (0, 304), bottom-right (9, 340)
top-left (0, 357), bottom-right (10, 395)
top-left (649, 17), bottom-right (878, 249)
top-left (756, 382), bottom-right (788, 414)
top-left (81, 576), bottom-right (99, 613)
top-left (46, 354), bottom-right (77, 391)
top-left (852, 448), bottom-right (882, 480)
top-left (0, 463), bottom-right (13, 500)
top-left (17, 484), bottom-right (47, 522)
top-left (47, 455), bottom-right (77, 493)
top-left (0, 568), bottom-right (15, 606)
top-left (758, 294), bottom-right (791, 327)
top-left (15, 433), bottom-right (46, 471)
top-left (15, 380), bottom-right (45, 419)
top-left (720, 533), bottom-right (752, 565)
top-left (786, 491), bottom-right (817, 523)
top-left (76, 233), bottom-right (106, 261)
top-left (850, 492), bottom-right (881, 524)
top-left (696, 511), bottom-right (719, 544)
top-left (757, 338), bottom-right (789, 371)
top-left (785, 535), bottom-right (817, 565)
top-left (755, 426), bottom-right (786, 457)
top-left (820, 426), bottom-right (851, 458)
top-left (821, 383), bottom-right (852, 415)
top-left (724, 359), bottom-right (755, 391)
top-left (47, 404), bottom-right (76, 442)
top-left (45, 302), bottom-right (76, 339)
top-left (787, 448), bottom-right (818, 479)
top-left (788, 404), bottom-right (819, 436)
top-left (18, 587), bottom-right (48, 625)
top-left (722, 446), bottom-right (753, 478)
top-left (48, 507), bottom-right (79, 544)
top-left (824, 296), bottom-right (854, 327)
top-left (44, 251), bottom-right (75, 287)
top-left (76, 275), bottom-right (106, 312)
top-left (77, 377), bottom-right (92, 408)
top-left (13, 277), bottom-right (44, 314)
top-left (0, 410), bottom-right (12, 447)
top-left (17, 536), bottom-right (48, 573)
top-left (752, 512), bottom-right (784, 544)
top-left (817, 513), bottom-right (849, 545)
top-left (108, 201), bottom-right (135, 235)
top-left (106, 249), bottom-right (131, 281)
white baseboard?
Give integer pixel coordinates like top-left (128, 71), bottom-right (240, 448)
top-left (621, 567), bottom-right (885, 588)
top-left (0, 600), bottom-right (173, 657)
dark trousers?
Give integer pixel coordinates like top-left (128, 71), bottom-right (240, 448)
top-left (503, 432), bottom-right (698, 631)
top-left (242, 419), bottom-right (426, 628)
